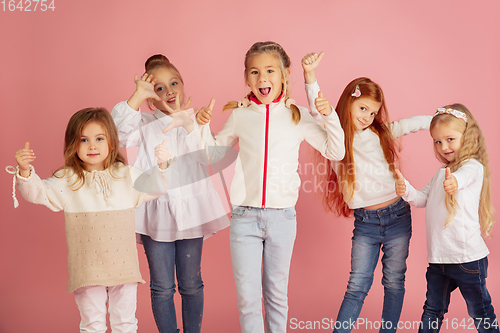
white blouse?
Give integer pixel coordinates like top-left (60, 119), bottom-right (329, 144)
top-left (112, 101), bottom-right (229, 242)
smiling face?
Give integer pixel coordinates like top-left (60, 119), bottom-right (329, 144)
top-left (149, 67), bottom-right (185, 114)
top-left (431, 122), bottom-right (463, 163)
top-left (245, 53), bottom-right (287, 105)
top-left (350, 96), bottom-right (382, 131)
top-left (77, 121), bottom-right (109, 171)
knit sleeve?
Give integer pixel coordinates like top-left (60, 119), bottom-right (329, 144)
top-left (16, 166), bottom-right (70, 212)
top-left (130, 165), bottom-right (168, 206)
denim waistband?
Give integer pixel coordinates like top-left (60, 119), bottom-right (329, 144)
top-left (231, 205), bottom-right (294, 211)
top-left (353, 198), bottom-right (407, 219)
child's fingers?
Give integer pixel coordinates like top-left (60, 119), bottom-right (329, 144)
top-left (445, 167), bottom-right (452, 179)
top-left (395, 169), bottom-right (404, 181)
top-left (207, 97), bottom-right (216, 111)
top-left (182, 97), bottom-right (192, 110)
top-left (316, 51), bottom-right (325, 62)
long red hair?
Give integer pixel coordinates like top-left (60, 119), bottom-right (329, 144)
top-left (319, 77), bottom-right (399, 217)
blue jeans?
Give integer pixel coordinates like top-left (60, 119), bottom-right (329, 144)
top-left (334, 198), bottom-right (412, 333)
top-left (230, 205), bottom-right (297, 333)
top-left (419, 257), bottom-right (499, 333)
top-left (141, 235), bottom-right (204, 333)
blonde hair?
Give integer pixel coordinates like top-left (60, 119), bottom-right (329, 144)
top-left (318, 77), bottom-right (399, 217)
top-left (144, 54), bottom-right (184, 111)
top-left (54, 108), bottom-right (127, 190)
top-left (223, 41), bottom-right (301, 125)
top-left (431, 103), bottom-right (494, 236)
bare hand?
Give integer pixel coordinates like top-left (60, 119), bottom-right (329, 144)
top-left (395, 169), bottom-right (407, 197)
top-left (196, 97), bottom-right (215, 125)
top-left (155, 140), bottom-right (170, 169)
top-left (135, 73), bottom-right (161, 101)
top-left (443, 167), bottom-right (458, 195)
top-left (315, 91), bottom-right (332, 116)
top-left (15, 142), bottom-right (35, 177)
top-left (162, 108), bottom-right (196, 133)
top-left (160, 92), bottom-right (193, 115)
top-left (302, 51), bottom-right (325, 73)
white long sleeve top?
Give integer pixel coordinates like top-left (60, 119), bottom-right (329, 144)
top-left (196, 95), bottom-right (345, 208)
top-left (402, 159), bottom-right (489, 263)
top-left (306, 81), bottom-right (432, 209)
top-left (111, 101), bottom-right (229, 241)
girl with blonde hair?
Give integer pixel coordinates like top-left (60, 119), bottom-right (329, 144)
top-left (196, 41), bottom-right (345, 333)
top-left (112, 54), bottom-right (229, 333)
top-left (396, 104), bottom-right (498, 333)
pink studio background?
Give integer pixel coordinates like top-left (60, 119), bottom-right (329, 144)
top-left (1, 1), bottom-right (499, 332)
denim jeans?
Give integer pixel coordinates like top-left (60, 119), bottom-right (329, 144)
top-left (334, 198), bottom-right (412, 333)
top-left (419, 257), bottom-right (499, 333)
top-left (141, 235), bottom-right (204, 333)
top-left (230, 205), bottom-right (297, 333)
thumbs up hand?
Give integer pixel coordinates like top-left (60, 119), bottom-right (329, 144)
top-left (196, 97), bottom-right (215, 125)
top-left (14, 142), bottom-right (35, 177)
top-left (443, 167), bottom-right (458, 195)
top-left (302, 51), bottom-right (325, 73)
top-left (315, 91), bottom-right (333, 116)
top-left (155, 140), bottom-right (171, 169)
top-left (395, 169), bottom-right (407, 197)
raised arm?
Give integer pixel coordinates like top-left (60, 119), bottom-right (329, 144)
top-left (390, 115), bottom-right (432, 138)
top-left (301, 105), bottom-right (345, 161)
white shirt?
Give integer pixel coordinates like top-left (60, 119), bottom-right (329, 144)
top-left (196, 97), bottom-right (345, 208)
top-left (306, 81), bottom-right (432, 209)
top-left (112, 101), bottom-right (229, 242)
top-left (402, 159), bottom-right (489, 263)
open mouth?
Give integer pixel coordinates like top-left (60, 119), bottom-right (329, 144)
top-left (259, 87), bottom-right (271, 97)
top-left (167, 96), bottom-right (176, 103)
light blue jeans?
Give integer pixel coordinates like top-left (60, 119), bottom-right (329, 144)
top-left (334, 198), bottom-right (412, 333)
top-left (230, 205), bottom-right (297, 333)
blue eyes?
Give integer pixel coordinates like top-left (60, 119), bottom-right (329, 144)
top-left (156, 82), bottom-right (178, 92)
top-left (435, 138), bottom-right (454, 144)
top-left (80, 137), bottom-right (105, 143)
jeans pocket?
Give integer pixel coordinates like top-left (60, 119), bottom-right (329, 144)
top-left (394, 204), bottom-right (411, 218)
top-left (282, 207), bottom-right (296, 220)
top-left (231, 206), bottom-right (249, 219)
top-left (458, 260), bottom-right (480, 274)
